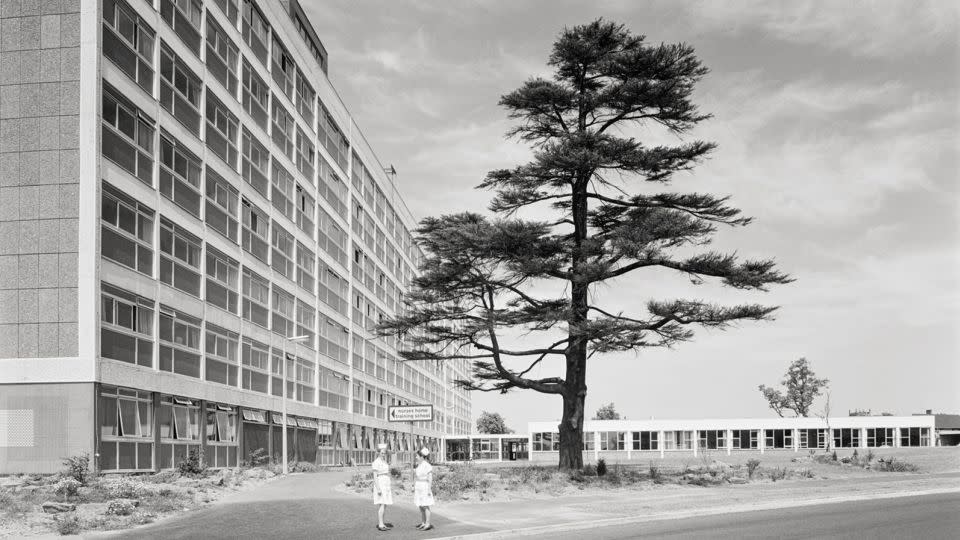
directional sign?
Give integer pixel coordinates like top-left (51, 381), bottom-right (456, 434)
top-left (388, 404), bottom-right (433, 422)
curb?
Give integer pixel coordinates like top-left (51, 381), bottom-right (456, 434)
top-left (433, 487), bottom-right (960, 539)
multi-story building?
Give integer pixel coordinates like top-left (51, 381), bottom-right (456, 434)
top-left (0, 0), bottom-right (471, 474)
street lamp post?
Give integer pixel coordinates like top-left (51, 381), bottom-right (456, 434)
top-left (283, 334), bottom-right (310, 476)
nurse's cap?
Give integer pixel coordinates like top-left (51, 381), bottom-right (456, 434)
top-left (377, 443), bottom-right (387, 450)
top-left (419, 447), bottom-right (430, 457)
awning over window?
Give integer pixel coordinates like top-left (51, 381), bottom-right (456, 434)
top-left (297, 418), bottom-right (318, 429)
top-left (241, 409), bottom-right (266, 423)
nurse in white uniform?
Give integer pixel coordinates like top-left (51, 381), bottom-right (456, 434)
top-left (414, 447), bottom-right (435, 531)
top-left (372, 443), bottom-right (393, 532)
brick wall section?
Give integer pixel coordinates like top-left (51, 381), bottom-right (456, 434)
top-left (0, 0), bottom-right (81, 358)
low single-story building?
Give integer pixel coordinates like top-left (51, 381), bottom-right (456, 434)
top-left (445, 415), bottom-right (945, 463)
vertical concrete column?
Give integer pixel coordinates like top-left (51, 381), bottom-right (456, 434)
top-left (659, 431), bottom-right (665, 459)
top-left (759, 430), bottom-right (765, 454)
top-left (593, 431), bottom-right (599, 462)
top-left (727, 429), bottom-right (732, 456)
top-left (627, 432), bottom-right (632, 461)
top-left (693, 431), bottom-right (698, 457)
top-left (793, 429), bottom-right (799, 452)
top-left (497, 437), bottom-right (503, 462)
top-left (860, 428), bottom-right (867, 449)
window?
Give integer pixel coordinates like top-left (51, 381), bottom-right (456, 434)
top-left (532, 432), bottom-right (559, 452)
top-left (318, 155), bottom-right (348, 218)
top-left (159, 0), bottom-right (202, 54)
top-left (798, 428), bottom-right (827, 449)
top-left (291, 8), bottom-right (327, 72)
top-left (99, 386), bottom-right (153, 471)
top-left (159, 43), bottom-right (202, 135)
top-left (632, 431), bottom-right (658, 451)
top-left (271, 162), bottom-right (295, 219)
top-left (241, 0), bottom-right (269, 65)
top-left (698, 430), bottom-right (726, 450)
top-left (159, 132), bottom-right (202, 217)
top-left (318, 262), bottom-right (348, 316)
top-left (102, 0), bottom-right (155, 92)
top-left (205, 324), bottom-right (239, 386)
top-left (241, 267), bottom-right (270, 328)
top-left (295, 127), bottom-right (315, 180)
top-left (318, 208), bottom-right (347, 267)
top-left (295, 184), bottom-right (315, 236)
top-left (158, 395), bottom-right (201, 469)
top-left (296, 242), bottom-right (315, 293)
top-left (271, 285), bottom-right (295, 337)
top-left (599, 431), bottom-right (625, 451)
top-left (731, 429), bottom-right (758, 449)
top-left (271, 36), bottom-right (295, 99)
top-left (900, 427), bottom-right (930, 447)
top-left (242, 127), bottom-right (270, 196)
top-left (158, 306), bottom-right (202, 378)
top-left (272, 101), bottom-right (295, 159)
top-left (205, 403), bottom-right (238, 468)
top-left (241, 198), bottom-right (270, 263)
top-left (159, 217), bottom-right (202, 297)
top-left (295, 299), bottom-right (315, 348)
top-left (832, 428), bottom-right (861, 448)
top-left (100, 283), bottom-right (154, 367)
top-left (242, 59), bottom-right (270, 130)
top-left (206, 246), bottom-right (238, 313)
top-left (206, 16), bottom-right (239, 95)
top-left (663, 430), bottom-right (693, 450)
top-left (295, 69), bottom-right (315, 124)
top-left (764, 429), bottom-right (793, 449)
top-left (318, 314), bottom-right (349, 364)
top-left (241, 336), bottom-right (270, 393)
top-left (102, 84), bottom-right (155, 185)
top-left (351, 151), bottom-right (365, 193)
top-left (318, 102), bottom-right (349, 172)
top-left (866, 428), bottom-right (896, 447)
top-left (205, 93), bottom-right (239, 169)
top-left (205, 166), bottom-right (239, 241)
top-left (212, 0), bottom-right (238, 25)
top-left (271, 224), bottom-right (295, 280)
top-left (101, 183), bottom-right (154, 275)
top-left (319, 366), bottom-right (349, 410)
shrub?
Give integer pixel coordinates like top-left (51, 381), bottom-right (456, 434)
top-left (746, 459), bottom-right (761, 479)
top-left (289, 461), bottom-right (319, 473)
top-left (105, 477), bottom-right (146, 499)
top-left (596, 458), bottom-right (607, 477)
top-left (248, 448), bottom-right (269, 467)
top-left (54, 477), bottom-right (82, 498)
top-left (62, 453), bottom-right (91, 485)
top-left (55, 514), bottom-right (81, 536)
top-left (390, 466), bottom-right (402, 479)
top-left (582, 463), bottom-right (597, 476)
top-left (433, 464), bottom-right (491, 500)
top-left (177, 448), bottom-right (207, 476)
top-left (106, 498), bottom-right (136, 516)
top-left (831, 450), bottom-right (838, 462)
top-left (648, 462), bottom-right (662, 483)
top-left (769, 467), bottom-right (787, 482)
top-left (877, 458), bottom-right (919, 472)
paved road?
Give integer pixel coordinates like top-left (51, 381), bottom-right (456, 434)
top-left (104, 471), bottom-right (489, 540)
top-left (534, 492), bottom-right (960, 540)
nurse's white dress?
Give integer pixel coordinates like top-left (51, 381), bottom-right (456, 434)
top-left (413, 461), bottom-right (434, 507)
top-left (372, 457), bottom-right (393, 505)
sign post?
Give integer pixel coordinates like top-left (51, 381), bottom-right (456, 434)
top-left (388, 405), bottom-right (434, 468)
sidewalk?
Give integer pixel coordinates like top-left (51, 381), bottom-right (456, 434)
top-left (432, 472), bottom-right (960, 539)
top-left (89, 469), bottom-right (490, 540)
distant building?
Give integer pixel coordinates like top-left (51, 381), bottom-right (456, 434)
top-left (444, 415), bottom-right (941, 463)
top-left (0, 0), bottom-right (471, 474)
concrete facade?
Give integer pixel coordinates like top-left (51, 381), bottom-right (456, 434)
top-left (0, 0), bottom-right (471, 474)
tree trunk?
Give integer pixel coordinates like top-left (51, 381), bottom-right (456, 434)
top-left (558, 386), bottom-right (585, 470)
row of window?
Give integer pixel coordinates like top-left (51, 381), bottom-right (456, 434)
top-left (531, 428), bottom-right (933, 452)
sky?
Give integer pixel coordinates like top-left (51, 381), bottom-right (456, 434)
top-left (304, 0), bottom-right (960, 430)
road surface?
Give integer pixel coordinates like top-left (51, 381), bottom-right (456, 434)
top-left (535, 492), bottom-right (960, 540)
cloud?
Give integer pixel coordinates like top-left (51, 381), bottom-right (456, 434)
top-left (677, 0), bottom-right (958, 58)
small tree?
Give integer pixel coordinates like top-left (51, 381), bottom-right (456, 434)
top-left (818, 390), bottom-right (833, 451)
top-left (593, 403), bottom-right (621, 420)
top-left (758, 358), bottom-right (829, 417)
top-left (476, 411), bottom-right (513, 434)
